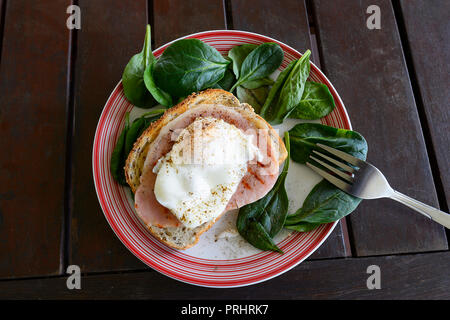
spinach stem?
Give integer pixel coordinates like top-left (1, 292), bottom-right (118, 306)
top-left (143, 25), bottom-right (151, 69)
top-left (229, 81), bottom-right (239, 93)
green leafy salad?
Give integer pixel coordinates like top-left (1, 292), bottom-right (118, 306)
top-left (111, 25), bottom-right (368, 253)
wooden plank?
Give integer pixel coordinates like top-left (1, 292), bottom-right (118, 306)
top-left (312, 0), bottom-right (447, 255)
top-left (70, 0), bottom-right (149, 272)
top-left (230, 0), bottom-right (313, 62)
top-left (153, 0), bottom-right (226, 47)
top-left (0, 0), bottom-right (70, 278)
top-left (1, 251), bottom-right (449, 299)
top-left (0, 0), bottom-right (4, 60)
top-left (399, 0), bottom-right (450, 207)
top-left (230, 0), bottom-right (350, 259)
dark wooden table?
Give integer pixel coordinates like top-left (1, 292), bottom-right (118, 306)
top-left (0, 0), bottom-right (449, 299)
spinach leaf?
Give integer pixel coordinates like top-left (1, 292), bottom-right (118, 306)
top-left (230, 43), bottom-right (283, 92)
top-left (241, 221), bottom-right (283, 253)
top-left (125, 117), bottom-right (145, 157)
top-left (236, 132), bottom-right (290, 253)
top-left (153, 39), bottom-right (230, 98)
top-left (214, 68), bottom-right (236, 91)
top-left (110, 113), bottom-right (130, 185)
top-left (285, 180), bottom-right (362, 225)
top-left (241, 77), bottom-right (274, 89)
top-left (288, 123), bottom-right (368, 164)
top-left (228, 44), bottom-right (274, 90)
top-left (124, 109), bottom-right (165, 156)
top-left (285, 123), bottom-right (368, 229)
top-left (144, 62), bottom-right (173, 107)
top-left (260, 50), bottom-right (311, 124)
top-left (228, 44), bottom-right (258, 78)
top-left (236, 85), bottom-right (270, 114)
top-left (289, 81), bottom-right (335, 120)
top-left (111, 109), bottom-right (164, 185)
top-left (122, 25), bottom-right (157, 108)
top-left (276, 51), bottom-right (311, 120)
top-left (285, 221), bottom-right (320, 232)
top-left (260, 60), bottom-right (296, 118)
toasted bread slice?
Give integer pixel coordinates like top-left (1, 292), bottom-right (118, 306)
top-left (124, 89), bottom-right (287, 249)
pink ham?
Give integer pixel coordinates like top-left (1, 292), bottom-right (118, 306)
top-left (134, 104), bottom-right (280, 229)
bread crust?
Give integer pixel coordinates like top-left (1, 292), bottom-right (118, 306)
top-left (124, 89), bottom-right (287, 249)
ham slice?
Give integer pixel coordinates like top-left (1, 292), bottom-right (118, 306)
top-left (134, 104), bottom-right (280, 229)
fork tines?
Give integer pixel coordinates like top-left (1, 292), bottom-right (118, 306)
top-left (306, 143), bottom-right (364, 193)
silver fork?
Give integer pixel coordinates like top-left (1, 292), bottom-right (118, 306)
top-left (306, 143), bottom-right (450, 229)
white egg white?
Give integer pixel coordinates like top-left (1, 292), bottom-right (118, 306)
top-left (153, 117), bottom-right (261, 229)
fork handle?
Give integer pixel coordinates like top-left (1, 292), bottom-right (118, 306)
top-left (390, 190), bottom-right (450, 229)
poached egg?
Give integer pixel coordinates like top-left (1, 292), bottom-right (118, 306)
top-left (153, 117), bottom-right (261, 228)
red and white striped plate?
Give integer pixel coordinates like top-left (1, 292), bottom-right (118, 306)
top-left (93, 30), bottom-right (351, 288)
